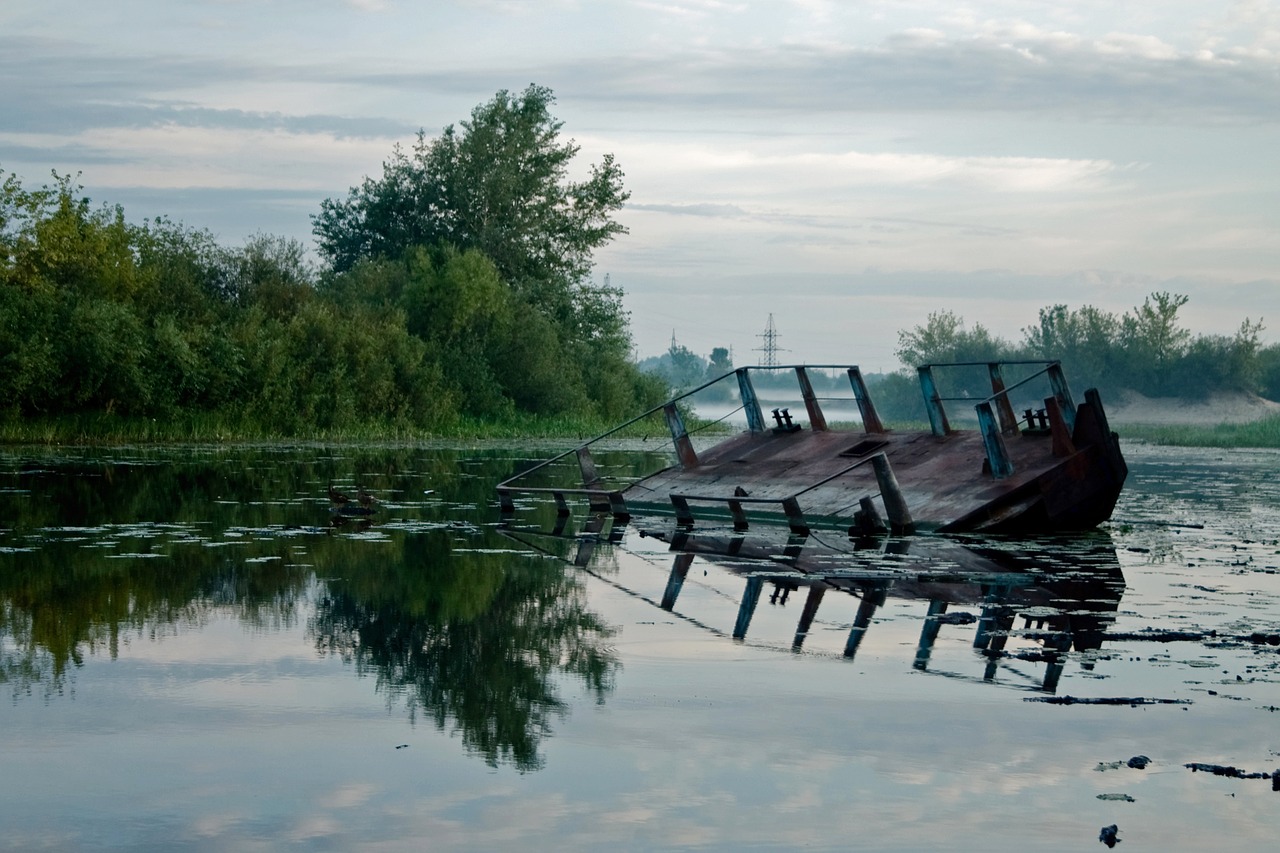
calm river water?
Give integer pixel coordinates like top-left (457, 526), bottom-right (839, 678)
top-left (1, 441), bottom-right (1278, 851)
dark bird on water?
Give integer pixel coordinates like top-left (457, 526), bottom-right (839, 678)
top-left (327, 482), bottom-right (351, 506)
top-left (357, 485), bottom-right (379, 509)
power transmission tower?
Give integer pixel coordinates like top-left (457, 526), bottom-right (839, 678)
top-left (755, 314), bottom-right (785, 366)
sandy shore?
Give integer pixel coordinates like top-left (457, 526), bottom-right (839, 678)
top-left (1105, 389), bottom-right (1280, 425)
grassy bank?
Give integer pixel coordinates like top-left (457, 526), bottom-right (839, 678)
top-left (1117, 414), bottom-right (1280, 448)
top-left (6, 411), bottom-right (1280, 449)
top-left (0, 410), bottom-right (678, 446)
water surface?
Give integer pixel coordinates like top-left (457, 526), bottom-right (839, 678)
top-left (1, 442), bottom-right (1278, 851)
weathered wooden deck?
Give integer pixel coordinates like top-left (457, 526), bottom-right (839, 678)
top-left (497, 361), bottom-right (1128, 535)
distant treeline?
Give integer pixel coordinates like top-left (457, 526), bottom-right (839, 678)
top-left (647, 294), bottom-right (1279, 422)
top-left (0, 86), bottom-right (667, 436)
top-left (867, 296), bottom-right (1280, 420)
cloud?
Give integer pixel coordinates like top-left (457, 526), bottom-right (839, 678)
top-left (523, 36), bottom-right (1280, 124)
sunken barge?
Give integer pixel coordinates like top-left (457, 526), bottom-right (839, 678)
top-left (497, 361), bottom-right (1127, 535)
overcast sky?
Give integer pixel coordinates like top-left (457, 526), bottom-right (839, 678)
top-left (3, 1), bottom-right (1278, 369)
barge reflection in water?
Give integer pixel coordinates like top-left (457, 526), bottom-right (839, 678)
top-left (1, 444), bottom-right (1278, 851)
top-left (503, 514), bottom-right (1126, 694)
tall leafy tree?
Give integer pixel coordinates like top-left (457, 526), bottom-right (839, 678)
top-left (313, 85), bottom-right (648, 420)
top-left (312, 85), bottom-right (629, 295)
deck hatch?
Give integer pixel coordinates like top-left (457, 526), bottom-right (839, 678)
top-left (839, 439), bottom-right (890, 458)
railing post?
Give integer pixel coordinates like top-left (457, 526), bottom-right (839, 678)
top-left (987, 363), bottom-right (1019, 435)
top-left (918, 366), bottom-right (951, 437)
top-left (661, 553), bottom-right (694, 611)
top-left (733, 576), bottom-right (764, 640)
top-left (670, 494), bottom-right (695, 528)
top-left (847, 367), bottom-right (885, 434)
top-left (976, 401), bottom-right (1014, 479)
top-left (781, 497), bottom-right (809, 536)
top-left (576, 446), bottom-right (611, 512)
top-left (793, 586), bottom-right (826, 650)
top-left (1046, 362), bottom-right (1076, 433)
top-left (871, 453), bottom-right (915, 534)
top-left (664, 402), bottom-right (699, 468)
top-left (576, 446), bottom-right (602, 488)
top-left (794, 366), bottom-right (827, 431)
top-left (1043, 396), bottom-right (1076, 458)
top-left (736, 368), bottom-right (767, 433)
top-left (608, 491), bottom-right (630, 522)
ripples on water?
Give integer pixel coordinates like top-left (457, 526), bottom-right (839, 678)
top-left (0, 442), bottom-right (1277, 851)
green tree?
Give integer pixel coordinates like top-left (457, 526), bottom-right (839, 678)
top-left (313, 85), bottom-right (628, 293)
top-left (312, 86), bottom-right (647, 420)
top-left (1118, 292), bottom-right (1190, 395)
top-left (1022, 303), bottom-right (1122, 392)
top-left (895, 310), bottom-right (1008, 368)
top-left (707, 346), bottom-right (733, 379)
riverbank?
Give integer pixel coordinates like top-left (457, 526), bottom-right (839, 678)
top-left (6, 391), bottom-right (1280, 449)
top-left (0, 411), bottom-right (671, 447)
top-left (1106, 390), bottom-right (1280, 447)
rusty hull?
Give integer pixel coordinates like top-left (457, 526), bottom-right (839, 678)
top-left (496, 361), bottom-right (1128, 536)
top-left (622, 371), bottom-right (1126, 535)
top-left (627, 404), bottom-right (1124, 533)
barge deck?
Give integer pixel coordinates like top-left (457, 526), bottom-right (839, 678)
top-left (497, 360), bottom-right (1127, 535)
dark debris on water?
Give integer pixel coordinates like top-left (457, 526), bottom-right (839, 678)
top-left (1026, 696), bottom-right (1192, 706)
top-left (1184, 763), bottom-right (1277, 787)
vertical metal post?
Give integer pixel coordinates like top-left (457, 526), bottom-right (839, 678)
top-left (977, 402), bottom-right (1014, 479)
top-left (576, 446), bottom-right (601, 488)
top-left (1043, 396), bottom-right (1076, 458)
top-left (843, 587), bottom-right (883, 659)
top-left (1046, 362), bottom-right (1077, 433)
top-left (670, 494), bottom-right (695, 528)
top-left (793, 586), bottom-right (826, 650)
top-left (987, 363), bottom-right (1019, 435)
top-left (576, 446), bottom-right (610, 512)
top-left (663, 402), bottom-right (699, 468)
top-left (608, 491), bottom-right (630, 522)
top-left (661, 553), bottom-right (694, 611)
top-left (913, 600), bottom-right (949, 671)
top-left (871, 453), bottom-right (914, 535)
top-left (573, 513), bottom-right (607, 568)
top-left (733, 576), bottom-right (764, 640)
top-left (973, 584), bottom-right (1012, 650)
top-left (736, 368), bottom-right (766, 433)
top-left (918, 366), bottom-right (951, 436)
top-left (781, 497), bottom-right (809, 536)
top-left (849, 495), bottom-right (887, 537)
top-left (794, 366), bottom-right (827, 431)
top-left (847, 367), bottom-right (885, 434)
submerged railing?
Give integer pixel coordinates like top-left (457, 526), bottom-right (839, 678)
top-left (495, 364), bottom-right (887, 523)
top-left (496, 360), bottom-right (1079, 527)
top-left (917, 360), bottom-right (1076, 479)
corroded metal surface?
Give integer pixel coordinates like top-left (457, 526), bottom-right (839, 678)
top-left (624, 397), bottom-right (1126, 533)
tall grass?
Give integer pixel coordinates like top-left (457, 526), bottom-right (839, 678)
top-left (1117, 414), bottom-right (1280, 448)
top-left (0, 409), bottom-right (677, 446)
top-left (7, 410), bottom-right (1280, 449)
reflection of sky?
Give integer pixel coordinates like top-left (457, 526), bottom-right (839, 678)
top-left (2, 444), bottom-right (1280, 849)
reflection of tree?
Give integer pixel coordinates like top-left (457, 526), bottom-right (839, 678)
top-left (309, 531), bottom-right (618, 771)
top-left (1, 447), bottom-right (629, 765)
top-left (0, 545), bottom-right (310, 698)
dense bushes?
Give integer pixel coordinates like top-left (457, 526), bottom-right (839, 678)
top-left (0, 87), bottom-right (667, 436)
top-left (869, 297), bottom-right (1277, 421)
